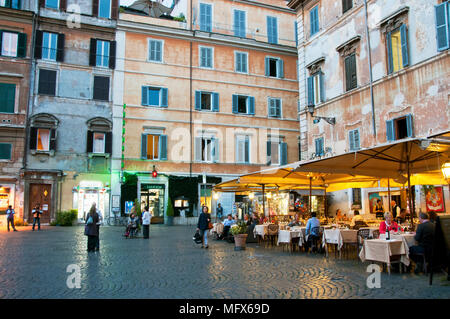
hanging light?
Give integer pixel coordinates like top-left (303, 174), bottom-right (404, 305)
top-left (249, 192), bottom-right (255, 200)
top-left (213, 192), bottom-right (219, 200)
top-left (442, 162), bottom-right (450, 181)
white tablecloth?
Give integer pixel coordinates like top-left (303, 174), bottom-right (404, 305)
top-left (322, 229), bottom-right (358, 250)
top-left (359, 239), bottom-right (410, 266)
top-left (254, 224), bottom-right (269, 239)
top-left (277, 230), bottom-right (302, 246)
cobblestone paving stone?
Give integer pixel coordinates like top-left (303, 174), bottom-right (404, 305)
top-left (0, 225), bottom-right (448, 299)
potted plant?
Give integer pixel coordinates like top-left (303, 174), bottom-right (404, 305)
top-left (165, 196), bottom-right (174, 226)
top-left (229, 221), bottom-right (248, 250)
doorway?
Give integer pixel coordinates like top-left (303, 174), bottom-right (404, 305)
top-left (140, 184), bottom-right (165, 224)
top-left (28, 183), bottom-right (52, 223)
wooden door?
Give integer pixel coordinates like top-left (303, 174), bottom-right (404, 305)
top-left (29, 184), bottom-right (52, 223)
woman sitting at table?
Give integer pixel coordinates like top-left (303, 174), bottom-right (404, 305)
top-left (379, 212), bottom-right (399, 234)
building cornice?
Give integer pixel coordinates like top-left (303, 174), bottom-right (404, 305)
top-left (0, 8), bottom-right (34, 23)
top-left (233, 0), bottom-right (296, 14)
top-left (117, 20), bottom-right (297, 56)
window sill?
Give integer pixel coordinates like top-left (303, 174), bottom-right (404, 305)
top-left (88, 153), bottom-right (110, 158)
top-left (31, 150), bottom-right (55, 156)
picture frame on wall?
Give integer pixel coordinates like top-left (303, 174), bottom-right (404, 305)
top-left (424, 185), bottom-right (445, 213)
top-left (368, 192), bottom-right (382, 214)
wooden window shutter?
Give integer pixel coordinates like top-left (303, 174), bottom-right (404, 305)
top-left (111, 0), bottom-right (119, 20)
top-left (435, 3), bottom-right (449, 51)
top-left (141, 134), bottom-right (147, 159)
top-left (29, 127), bottom-right (37, 150)
top-left (92, 0), bottom-right (99, 17)
top-left (109, 40), bottom-right (116, 69)
top-left (17, 33), bottom-right (27, 58)
top-left (89, 38), bottom-right (97, 66)
top-left (86, 130), bottom-right (93, 153)
top-left (280, 142), bottom-right (287, 165)
top-left (49, 129), bottom-right (57, 151)
top-left (56, 33), bottom-right (65, 62)
top-left (159, 135), bottom-right (167, 160)
top-left (400, 25), bottom-right (409, 67)
top-left (34, 30), bottom-right (43, 59)
top-left (105, 132), bottom-right (112, 154)
top-left (141, 86), bottom-right (148, 106)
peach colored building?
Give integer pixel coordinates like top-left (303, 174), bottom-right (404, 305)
top-left (112, 0), bottom-right (299, 222)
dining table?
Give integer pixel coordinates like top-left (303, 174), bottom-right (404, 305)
top-left (254, 224), bottom-right (269, 239)
top-left (359, 237), bottom-right (411, 274)
top-left (358, 227), bottom-right (379, 238)
top-left (322, 228), bottom-right (358, 258)
top-left (277, 229), bottom-right (303, 252)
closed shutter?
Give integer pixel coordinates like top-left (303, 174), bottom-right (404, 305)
top-left (212, 92), bottom-right (219, 112)
top-left (38, 69), bottom-right (57, 96)
top-left (350, 54), bottom-right (357, 89)
top-left (49, 129), bottom-right (57, 151)
top-left (0, 83), bottom-right (15, 113)
top-left (342, 0), bottom-right (352, 13)
top-left (386, 120), bottom-right (395, 142)
top-left (92, 0), bottom-right (99, 17)
top-left (109, 41), bottom-right (116, 69)
top-left (89, 38), bottom-right (97, 66)
top-left (248, 96), bottom-right (255, 115)
top-left (159, 135), bottom-right (167, 160)
top-left (307, 76), bottom-right (314, 106)
top-left (280, 142), bottom-right (287, 165)
top-left (141, 134), bottom-right (147, 159)
top-left (0, 143), bottom-right (12, 160)
top-left (386, 32), bottom-right (393, 74)
top-left (34, 30), bottom-right (43, 59)
top-left (310, 6), bottom-right (318, 35)
top-left (17, 33), bottom-right (27, 58)
top-left (105, 132), bottom-right (112, 154)
top-left (315, 138), bottom-right (323, 156)
top-left (405, 114), bottom-right (414, 138)
top-left (266, 140), bottom-right (271, 165)
top-left (276, 99), bottom-right (281, 118)
top-left (29, 127), bottom-right (37, 150)
top-left (141, 86), bottom-right (148, 106)
top-left (232, 94), bottom-right (238, 113)
top-left (234, 10), bottom-right (240, 37)
top-left (56, 33), bottom-right (65, 62)
top-left (345, 54), bottom-right (357, 91)
top-left (435, 3), bottom-right (449, 51)
top-left (277, 59), bottom-right (284, 78)
top-left (349, 130), bottom-right (355, 151)
top-left (86, 130), bottom-right (93, 153)
top-left (111, 0), bottom-right (119, 20)
top-left (400, 25), bottom-right (409, 67)
top-left (160, 88), bottom-right (168, 107)
top-left (195, 91), bottom-right (201, 110)
top-left (93, 76), bottom-right (110, 101)
top-left (195, 137), bottom-right (202, 162)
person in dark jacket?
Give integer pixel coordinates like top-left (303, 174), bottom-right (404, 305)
top-left (197, 206), bottom-right (211, 249)
top-left (409, 212), bottom-right (435, 273)
top-left (84, 205), bottom-right (100, 252)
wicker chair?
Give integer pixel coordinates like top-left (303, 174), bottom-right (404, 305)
top-left (266, 224), bottom-right (279, 247)
top-left (357, 228), bottom-right (371, 252)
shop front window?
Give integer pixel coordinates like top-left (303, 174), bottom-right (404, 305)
top-left (141, 184), bottom-right (165, 222)
top-left (0, 186), bottom-right (11, 213)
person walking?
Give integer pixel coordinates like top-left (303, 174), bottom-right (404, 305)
top-left (197, 206), bottom-right (211, 249)
top-left (84, 205), bottom-right (100, 252)
top-left (6, 205), bottom-right (17, 232)
top-left (32, 203), bottom-right (43, 231)
top-left (92, 203), bottom-right (102, 251)
top-left (142, 205), bottom-right (152, 239)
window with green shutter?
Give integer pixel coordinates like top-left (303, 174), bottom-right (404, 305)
top-left (348, 129), bottom-right (360, 151)
top-left (342, 0), bottom-right (353, 14)
top-left (0, 143), bottom-right (12, 160)
top-left (0, 83), bottom-right (16, 113)
top-left (315, 137), bottom-right (324, 156)
top-left (435, 2), bottom-right (449, 51)
top-left (345, 53), bottom-right (357, 91)
top-left (267, 16), bottom-right (278, 44)
top-left (386, 24), bottom-right (409, 74)
top-left (268, 98), bottom-right (281, 118)
top-left (0, 31), bottom-right (26, 57)
top-left (141, 86), bottom-right (168, 107)
top-left (310, 6), bottom-right (319, 36)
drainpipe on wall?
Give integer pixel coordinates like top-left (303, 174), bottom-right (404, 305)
top-left (363, 0), bottom-right (377, 138)
top-left (189, 0), bottom-right (193, 178)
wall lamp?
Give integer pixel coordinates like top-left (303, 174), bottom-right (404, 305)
top-left (307, 103), bottom-right (336, 125)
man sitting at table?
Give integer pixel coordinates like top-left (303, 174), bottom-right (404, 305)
top-left (222, 214), bottom-right (235, 240)
top-left (409, 212), bottom-right (435, 274)
top-left (379, 212), bottom-right (399, 234)
top-left (305, 212), bottom-right (321, 252)
top-left (350, 210), bottom-right (365, 228)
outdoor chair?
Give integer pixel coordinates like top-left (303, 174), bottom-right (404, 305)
top-left (372, 229), bottom-right (380, 239)
top-left (266, 224), bottom-right (279, 248)
top-left (357, 229), bottom-right (371, 252)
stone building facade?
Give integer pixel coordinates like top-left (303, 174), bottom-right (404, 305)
top-left (112, 0), bottom-right (299, 221)
top-left (288, 0), bottom-right (450, 215)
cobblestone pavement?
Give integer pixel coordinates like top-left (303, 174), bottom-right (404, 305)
top-left (0, 225), bottom-right (448, 299)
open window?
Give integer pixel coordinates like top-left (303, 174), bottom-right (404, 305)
top-left (86, 117), bottom-right (112, 155)
top-left (29, 113), bottom-right (59, 154)
top-left (386, 114), bottom-right (413, 142)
